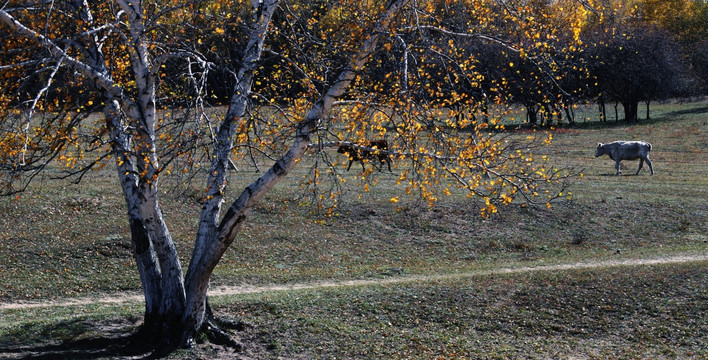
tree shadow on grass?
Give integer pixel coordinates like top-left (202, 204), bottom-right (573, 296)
top-left (665, 105), bottom-right (708, 117)
top-left (598, 173), bottom-right (644, 177)
top-left (0, 318), bottom-right (155, 360)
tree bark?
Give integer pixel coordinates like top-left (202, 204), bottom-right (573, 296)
top-left (2, 0), bottom-right (411, 352)
top-left (564, 100), bottom-right (575, 125)
top-left (113, 0), bottom-right (187, 344)
top-left (622, 100), bottom-right (639, 123)
top-left (526, 104), bottom-right (538, 124)
top-left (55, 0), bottom-right (178, 337)
top-left (180, 0), bottom-right (411, 347)
top-left (104, 100), bottom-right (163, 328)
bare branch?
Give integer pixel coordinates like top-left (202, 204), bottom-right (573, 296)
top-left (152, 50), bottom-right (211, 78)
top-left (0, 59), bottom-right (45, 71)
top-left (403, 24), bottom-right (521, 53)
top-left (0, 10), bottom-right (123, 99)
top-left (22, 56), bottom-right (64, 166)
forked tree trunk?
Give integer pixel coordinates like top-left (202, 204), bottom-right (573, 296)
top-left (178, 0), bottom-right (411, 348)
top-left (106, 91), bottom-right (187, 348)
top-left (2, 0), bottom-right (410, 353)
top-left (114, 0), bottom-right (188, 346)
top-left (60, 0), bottom-right (184, 339)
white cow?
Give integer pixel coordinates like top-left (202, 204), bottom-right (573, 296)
top-left (595, 141), bottom-right (654, 175)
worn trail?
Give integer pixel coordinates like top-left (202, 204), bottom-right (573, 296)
top-left (2, 254), bottom-right (707, 311)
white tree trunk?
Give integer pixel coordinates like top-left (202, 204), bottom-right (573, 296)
top-left (104, 100), bottom-right (162, 322)
top-left (183, 0), bottom-right (283, 341)
top-left (2, 0), bottom-right (411, 350)
top-left (181, 0), bottom-right (411, 344)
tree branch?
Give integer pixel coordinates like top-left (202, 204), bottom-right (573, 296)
top-left (0, 10), bottom-right (124, 99)
top-left (403, 24), bottom-right (521, 54)
top-left (21, 56), bottom-right (65, 166)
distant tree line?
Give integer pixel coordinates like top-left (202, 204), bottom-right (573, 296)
top-left (420, 0), bottom-right (708, 125)
top-left (2, 0), bottom-right (705, 125)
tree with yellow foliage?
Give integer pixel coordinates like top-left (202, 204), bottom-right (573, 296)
top-left (0, 0), bottom-right (583, 354)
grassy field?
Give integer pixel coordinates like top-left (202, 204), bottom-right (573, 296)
top-left (0, 99), bottom-right (707, 359)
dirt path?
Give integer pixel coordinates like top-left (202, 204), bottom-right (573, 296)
top-left (2, 253), bottom-right (706, 311)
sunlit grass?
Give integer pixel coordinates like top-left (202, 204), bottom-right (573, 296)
top-left (1, 99), bottom-right (707, 300)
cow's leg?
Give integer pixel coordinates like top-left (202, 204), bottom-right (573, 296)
top-left (615, 160), bottom-right (622, 175)
top-left (636, 158), bottom-right (644, 175)
top-left (644, 156), bottom-right (654, 175)
top-left (376, 156), bottom-right (390, 172)
top-left (346, 159), bottom-right (354, 171)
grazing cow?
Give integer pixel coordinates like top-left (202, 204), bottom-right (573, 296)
top-left (595, 140), bottom-right (654, 175)
top-left (337, 140), bottom-right (391, 171)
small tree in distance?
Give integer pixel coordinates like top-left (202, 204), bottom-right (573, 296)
top-left (0, 0), bottom-right (583, 354)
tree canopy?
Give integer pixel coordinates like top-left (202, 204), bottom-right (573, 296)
top-left (0, 0), bottom-right (696, 354)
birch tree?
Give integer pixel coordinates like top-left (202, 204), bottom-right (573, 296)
top-left (0, 0), bottom-right (413, 352)
top-left (0, 0), bottom-right (587, 354)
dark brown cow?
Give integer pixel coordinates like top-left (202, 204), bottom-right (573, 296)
top-left (337, 140), bottom-right (391, 171)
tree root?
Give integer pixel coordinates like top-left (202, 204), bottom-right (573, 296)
top-left (201, 319), bottom-right (243, 351)
top-left (205, 299), bottom-right (250, 330)
top-left (142, 300), bottom-right (248, 355)
top-left (197, 299), bottom-right (247, 351)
